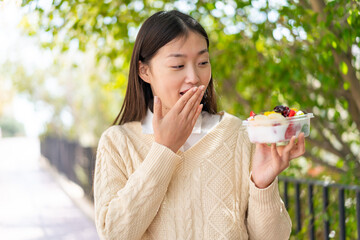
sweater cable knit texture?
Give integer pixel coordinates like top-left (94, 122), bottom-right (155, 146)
top-left (94, 112), bottom-right (292, 240)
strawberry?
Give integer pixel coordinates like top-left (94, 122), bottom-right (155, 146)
top-left (285, 123), bottom-right (295, 139)
top-left (250, 111), bottom-right (256, 117)
top-left (288, 109), bottom-right (296, 117)
top-left (285, 123), bottom-right (301, 139)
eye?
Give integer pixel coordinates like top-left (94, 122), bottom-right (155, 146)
top-left (199, 61), bottom-right (209, 66)
top-left (171, 65), bottom-right (184, 69)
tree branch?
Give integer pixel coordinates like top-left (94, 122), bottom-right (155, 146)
top-left (303, 152), bottom-right (347, 174)
top-left (303, 71), bottom-right (360, 136)
top-left (317, 116), bottom-right (356, 161)
top-left (306, 138), bottom-right (345, 159)
top-left (332, 52), bottom-right (360, 114)
top-left (343, 91), bottom-right (360, 133)
top-left (298, 0), bottom-right (312, 9)
top-left (309, 0), bottom-right (326, 21)
top-left (310, 0), bottom-right (360, 115)
top-left (310, 109), bottom-right (360, 169)
top-left (311, 118), bottom-right (350, 160)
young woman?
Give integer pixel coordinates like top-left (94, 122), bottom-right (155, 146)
top-left (94, 10), bottom-right (305, 240)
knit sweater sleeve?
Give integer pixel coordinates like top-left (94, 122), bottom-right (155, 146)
top-left (93, 128), bottom-right (182, 240)
top-left (246, 143), bottom-right (292, 239)
top-left (247, 176), bottom-right (292, 239)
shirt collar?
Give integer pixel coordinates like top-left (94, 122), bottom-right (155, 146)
top-left (141, 108), bottom-right (202, 134)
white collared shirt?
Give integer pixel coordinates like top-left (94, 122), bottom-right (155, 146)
top-left (141, 108), bottom-right (223, 151)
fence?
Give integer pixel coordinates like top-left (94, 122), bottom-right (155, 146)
top-left (40, 136), bottom-right (96, 199)
top-left (40, 136), bottom-right (360, 239)
top-left (279, 176), bottom-right (360, 239)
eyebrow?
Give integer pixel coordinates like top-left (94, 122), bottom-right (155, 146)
top-left (166, 49), bottom-right (209, 58)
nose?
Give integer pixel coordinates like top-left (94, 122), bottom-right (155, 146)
top-left (185, 65), bottom-right (200, 85)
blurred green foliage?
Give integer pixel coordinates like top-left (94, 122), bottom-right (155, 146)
top-left (0, 116), bottom-right (25, 137)
top-left (17, 0), bottom-right (360, 238)
top-left (19, 0), bottom-right (359, 181)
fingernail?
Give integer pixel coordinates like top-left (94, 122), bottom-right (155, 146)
top-left (199, 85), bottom-right (205, 90)
top-left (154, 96), bottom-right (159, 104)
top-left (192, 87), bottom-right (198, 92)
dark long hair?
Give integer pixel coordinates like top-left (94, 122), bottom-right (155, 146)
top-left (113, 10), bottom-right (218, 125)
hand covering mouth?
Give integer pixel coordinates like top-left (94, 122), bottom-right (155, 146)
top-left (180, 88), bottom-right (191, 95)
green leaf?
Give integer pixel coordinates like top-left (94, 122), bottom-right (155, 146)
top-left (255, 39), bottom-right (265, 52)
top-left (347, 16), bottom-right (352, 25)
top-left (331, 41), bottom-right (337, 49)
top-left (343, 81), bottom-right (350, 90)
top-left (340, 61), bottom-right (348, 75)
top-left (18, 0), bottom-right (360, 195)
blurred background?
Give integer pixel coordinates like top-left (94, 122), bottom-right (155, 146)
top-left (0, 0), bottom-right (359, 239)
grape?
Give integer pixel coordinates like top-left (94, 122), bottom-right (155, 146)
top-left (274, 105), bottom-right (290, 117)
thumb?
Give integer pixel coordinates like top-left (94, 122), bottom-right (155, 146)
top-left (153, 96), bottom-right (163, 122)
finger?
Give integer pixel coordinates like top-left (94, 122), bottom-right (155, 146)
top-left (284, 136), bottom-right (296, 152)
top-left (153, 96), bottom-right (163, 122)
top-left (272, 143), bottom-right (291, 170)
top-left (192, 104), bottom-right (203, 126)
top-left (181, 85), bottom-right (205, 117)
top-left (276, 145), bottom-right (284, 156)
top-left (196, 85), bottom-right (206, 104)
top-left (174, 86), bottom-right (198, 113)
top-left (290, 133), bottom-right (306, 158)
top-left (271, 143), bottom-right (281, 163)
top-left (186, 86), bottom-right (205, 120)
top-left (298, 132), bottom-right (305, 153)
top-left (282, 136), bottom-right (296, 160)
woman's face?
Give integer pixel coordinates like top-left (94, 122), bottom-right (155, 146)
top-left (139, 31), bottom-right (211, 116)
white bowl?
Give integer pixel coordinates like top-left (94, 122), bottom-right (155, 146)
top-left (242, 113), bottom-right (314, 143)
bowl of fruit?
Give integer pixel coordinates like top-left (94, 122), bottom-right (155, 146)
top-left (242, 105), bottom-right (314, 143)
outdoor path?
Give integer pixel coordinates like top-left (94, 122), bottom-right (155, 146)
top-left (0, 137), bottom-right (99, 240)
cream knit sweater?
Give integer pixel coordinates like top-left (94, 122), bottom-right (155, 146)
top-left (94, 112), bottom-right (292, 240)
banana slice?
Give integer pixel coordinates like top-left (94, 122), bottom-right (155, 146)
top-left (267, 113), bottom-right (285, 119)
top-left (254, 115), bottom-right (268, 121)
